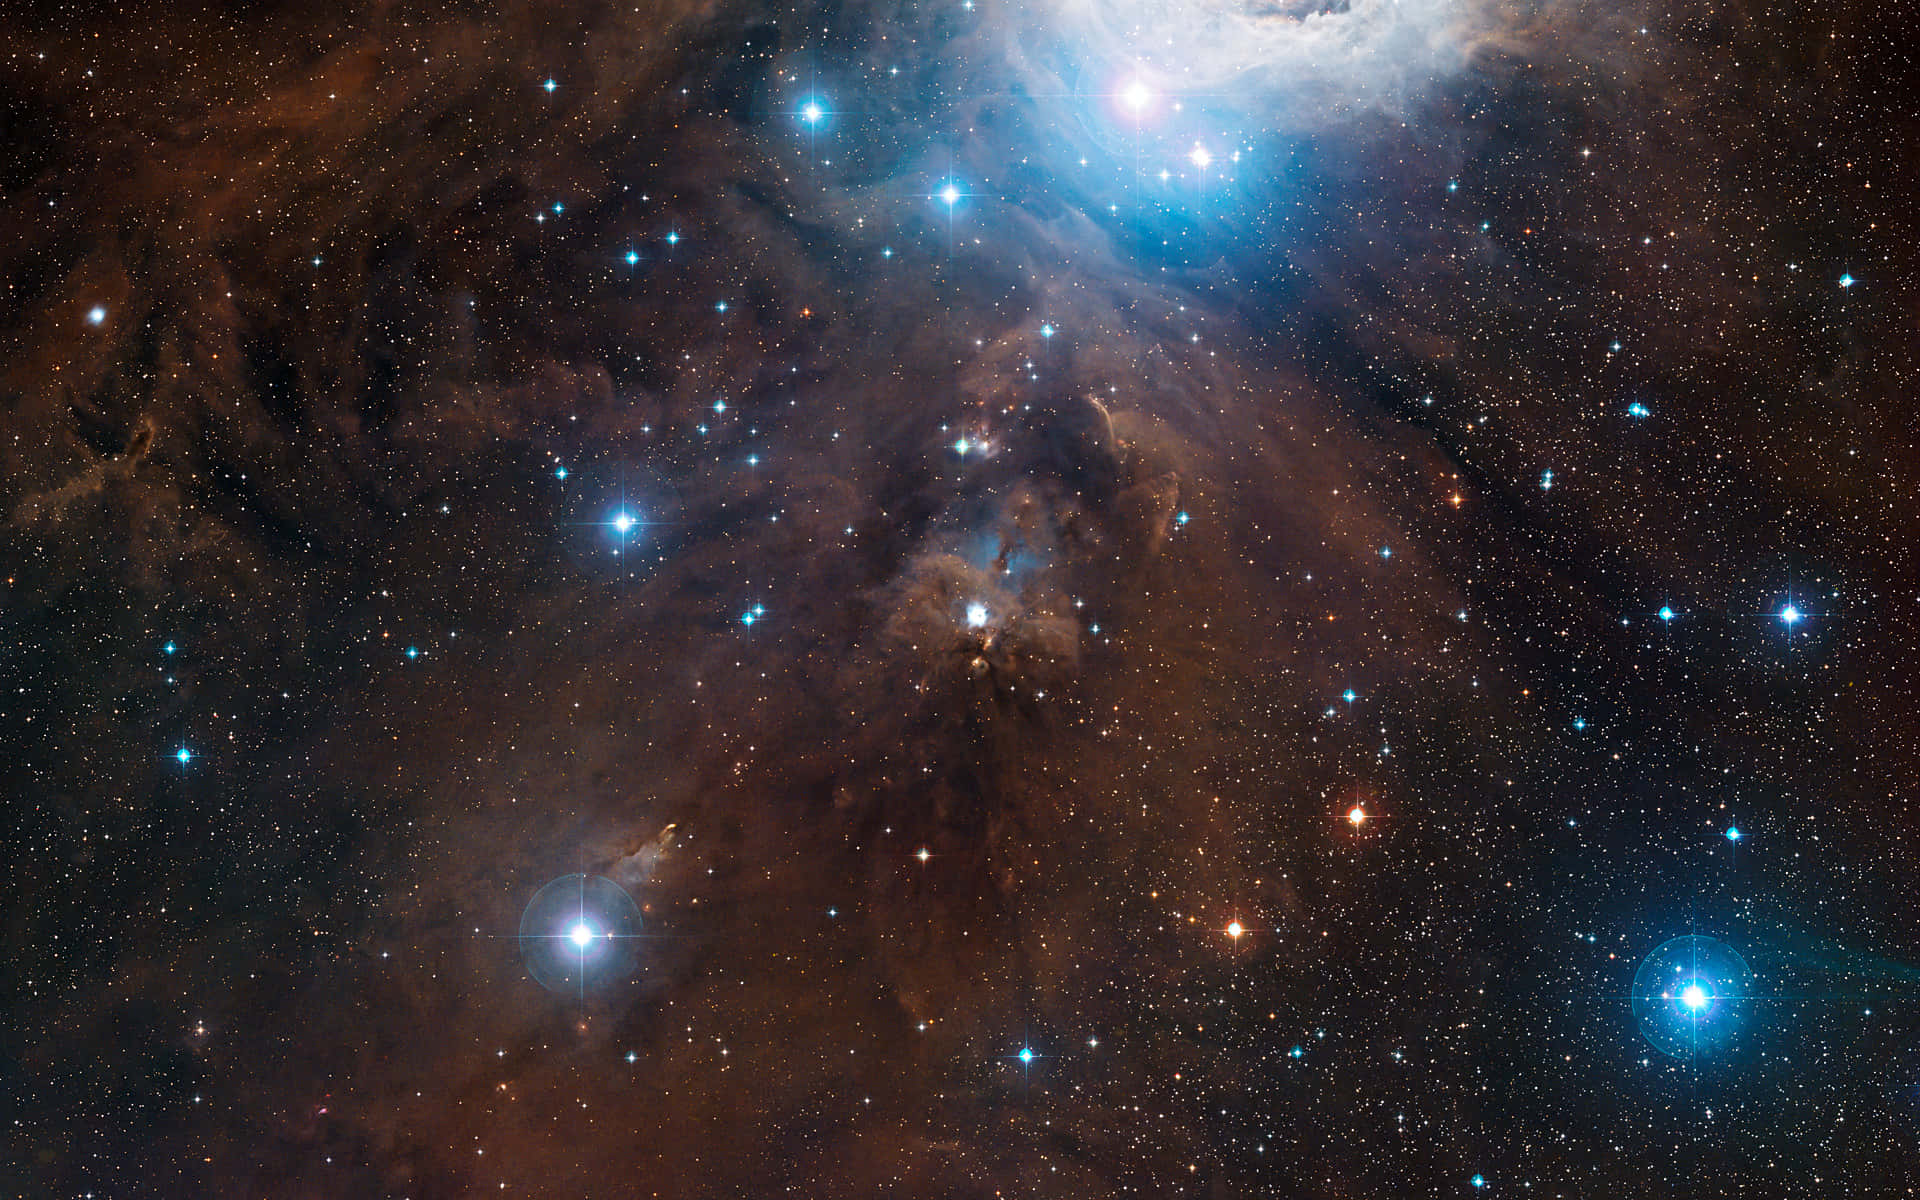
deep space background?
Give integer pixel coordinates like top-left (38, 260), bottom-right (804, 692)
top-left (4, 0), bottom-right (1920, 1194)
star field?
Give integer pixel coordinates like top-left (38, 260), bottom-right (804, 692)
top-left (3, 0), bottom-right (1920, 1196)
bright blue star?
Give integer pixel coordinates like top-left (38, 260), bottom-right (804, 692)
top-left (1288, 1045), bottom-right (1304, 1059)
top-left (175, 747), bottom-right (192, 764)
top-left (713, 399), bottom-right (727, 413)
top-left (665, 231), bottom-right (680, 246)
top-left (716, 301), bottom-right (729, 313)
top-left (542, 78), bottom-right (557, 93)
top-left (1839, 273), bottom-right (1855, 289)
top-left (1779, 604), bottom-right (1802, 626)
top-left (1680, 982), bottom-right (1711, 1012)
top-left (86, 306), bottom-right (107, 326)
top-left (1040, 323), bottom-right (1055, 339)
top-left (1658, 606), bottom-right (1675, 621)
top-left (611, 511), bottom-right (636, 535)
top-left (163, 641), bottom-right (177, 654)
top-left (1628, 402), bottom-right (1651, 418)
top-left (625, 250), bottom-right (639, 265)
top-left (1342, 689), bottom-right (1357, 703)
top-left (1378, 546), bottom-right (1392, 559)
top-left (1726, 826), bottom-right (1742, 842)
top-left (954, 437), bottom-right (971, 455)
top-left (1572, 717), bottom-right (1587, 731)
top-left (1540, 469), bottom-right (1554, 490)
top-left (554, 466), bottom-right (567, 480)
top-left (1471, 1175), bottom-right (1486, 1189)
top-left (800, 98), bottom-right (825, 125)
top-left (938, 182), bottom-right (962, 207)
top-left (405, 646), bottom-right (420, 660)
top-left (1017, 1047), bottom-right (1034, 1064)
top-left (1174, 511), bottom-right (1189, 526)
top-left (740, 603), bottom-right (766, 627)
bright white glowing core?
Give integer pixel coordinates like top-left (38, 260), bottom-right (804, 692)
top-left (801, 100), bottom-right (824, 124)
top-left (966, 603), bottom-right (989, 628)
top-left (569, 923), bottom-right (594, 948)
top-left (612, 512), bottom-right (636, 534)
top-left (1121, 79), bottom-right (1154, 113)
top-left (940, 183), bottom-right (962, 206)
top-left (1680, 983), bottom-right (1709, 1012)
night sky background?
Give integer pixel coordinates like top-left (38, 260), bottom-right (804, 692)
top-left (5, 0), bottom-right (1920, 1195)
